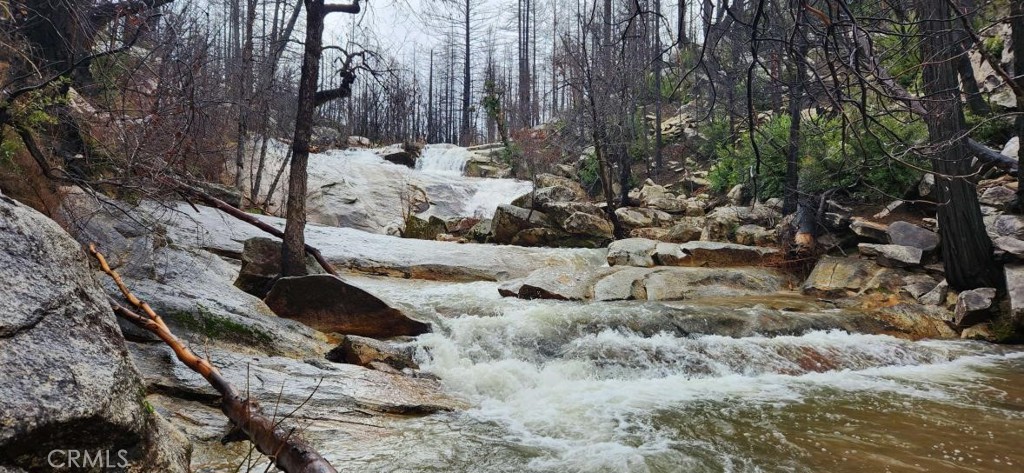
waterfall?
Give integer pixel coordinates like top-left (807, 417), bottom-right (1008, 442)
top-left (416, 144), bottom-right (471, 174)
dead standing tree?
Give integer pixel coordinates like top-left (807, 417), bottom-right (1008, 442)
top-left (280, 0), bottom-right (362, 276)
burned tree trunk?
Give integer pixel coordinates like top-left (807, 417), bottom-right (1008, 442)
top-left (915, 0), bottom-right (1001, 290)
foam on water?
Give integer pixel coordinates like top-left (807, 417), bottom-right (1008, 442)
top-left (386, 280), bottom-right (1024, 472)
top-left (416, 144), bottom-right (471, 174)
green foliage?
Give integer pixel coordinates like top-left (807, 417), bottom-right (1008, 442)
top-left (707, 111), bottom-right (928, 202)
top-left (965, 111), bottom-right (1015, 147)
top-left (579, 151), bottom-right (600, 191)
top-left (983, 37), bottom-right (1005, 61)
top-left (7, 77), bottom-right (69, 131)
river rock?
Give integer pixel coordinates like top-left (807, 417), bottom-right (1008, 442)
top-left (632, 267), bottom-right (787, 301)
top-left (961, 323), bottom-right (996, 341)
top-left (562, 211), bottom-right (614, 240)
top-left (901, 274), bottom-right (939, 300)
top-left (734, 224), bottom-right (777, 246)
top-left (535, 174), bottom-right (587, 201)
top-left (802, 256), bottom-right (882, 297)
top-left (512, 266), bottom-right (612, 300)
top-left (0, 195), bottom-right (189, 472)
top-left (979, 186), bottom-right (1017, 209)
top-left (592, 267), bottom-right (655, 301)
top-left (615, 206), bottom-right (673, 229)
top-left (235, 237), bottom-right (323, 298)
top-left (919, 173), bottom-right (936, 199)
top-left (630, 227), bottom-right (671, 240)
top-left (858, 243), bottom-right (923, 268)
top-left (326, 335), bottom-right (418, 371)
top-left (885, 221), bottom-right (940, 253)
top-left (1003, 136), bottom-right (1020, 159)
top-left (638, 183), bottom-right (670, 204)
top-left (701, 205), bottom-right (781, 242)
top-left (404, 214), bottom-right (448, 240)
top-left (1005, 265), bottom-right (1024, 326)
top-left (163, 203), bottom-right (607, 282)
top-left (985, 214), bottom-right (1024, 239)
top-left (664, 241), bottom-right (778, 267)
top-left (607, 238), bottom-right (659, 267)
top-left (664, 218), bottom-right (704, 243)
top-left (264, 274), bottom-right (430, 337)
top-left (536, 185), bottom-right (581, 205)
top-left (647, 197), bottom-right (689, 214)
top-left (918, 279), bottom-right (950, 306)
top-left (850, 218), bottom-right (889, 243)
top-left (993, 236), bottom-right (1024, 258)
top-left (953, 287), bottom-right (997, 326)
top-left (490, 204), bottom-right (548, 244)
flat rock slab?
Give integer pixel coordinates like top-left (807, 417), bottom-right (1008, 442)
top-left (264, 274), bottom-right (430, 337)
top-left (886, 221), bottom-right (940, 253)
top-left (671, 240), bottom-right (774, 266)
top-left (858, 243), bottom-right (923, 268)
top-left (159, 203), bottom-right (606, 282)
top-left (633, 267), bottom-right (788, 301)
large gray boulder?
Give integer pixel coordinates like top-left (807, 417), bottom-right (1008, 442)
top-left (562, 211), bottom-right (614, 240)
top-left (234, 237), bottom-right (323, 297)
top-left (264, 274), bottom-right (430, 338)
top-left (490, 204), bottom-right (548, 244)
top-left (607, 238), bottom-right (659, 267)
top-left (0, 195), bottom-right (189, 471)
top-left (886, 221), bottom-right (940, 253)
top-left (326, 335), bottom-right (418, 371)
top-left (802, 256), bottom-right (891, 297)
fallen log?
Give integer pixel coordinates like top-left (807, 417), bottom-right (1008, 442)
top-left (88, 244), bottom-right (338, 473)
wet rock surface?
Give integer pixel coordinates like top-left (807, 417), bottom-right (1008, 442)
top-left (0, 195), bottom-right (189, 472)
top-left (264, 275), bottom-right (431, 338)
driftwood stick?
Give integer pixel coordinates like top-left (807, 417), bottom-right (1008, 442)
top-left (172, 182), bottom-right (338, 276)
top-left (88, 244), bottom-right (338, 473)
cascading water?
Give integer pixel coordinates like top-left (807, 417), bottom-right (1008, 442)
top-left (416, 144), bottom-right (472, 174)
top-left (309, 278), bottom-right (1024, 473)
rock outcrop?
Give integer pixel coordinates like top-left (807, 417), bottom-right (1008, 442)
top-left (0, 194), bottom-right (189, 472)
top-left (263, 275), bottom-right (431, 338)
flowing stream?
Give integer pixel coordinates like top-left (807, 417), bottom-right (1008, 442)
top-left (306, 278), bottom-right (1024, 473)
top-left (247, 143), bottom-right (1024, 471)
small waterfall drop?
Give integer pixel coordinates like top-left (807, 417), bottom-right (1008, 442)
top-left (416, 144), bottom-right (471, 174)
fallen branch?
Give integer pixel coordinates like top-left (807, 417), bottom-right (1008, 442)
top-left (171, 181), bottom-right (338, 276)
top-left (88, 244), bottom-right (338, 473)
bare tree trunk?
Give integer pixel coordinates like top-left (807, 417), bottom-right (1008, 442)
top-left (653, 0), bottom-right (664, 173)
top-left (783, 3), bottom-right (807, 216)
top-left (461, 0), bottom-right (472, 145)
top-left (916, 0), bottom-right (1001, 291)
top-left (1014, 0), bottom-right (1024, 209)
top-left (281, 0), bottom-right (326, 277)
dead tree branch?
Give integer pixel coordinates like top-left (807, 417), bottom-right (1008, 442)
top-left (88, 244), bottom-right (338, 473)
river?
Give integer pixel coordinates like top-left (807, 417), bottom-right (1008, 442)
top-left (237, 144), bottom-right (1024, 472)
top-left (294, 277), bottom-right (1024, 473)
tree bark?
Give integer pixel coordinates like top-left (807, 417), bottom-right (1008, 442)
top-left (281, 0), bottom-right (360, 276)
top-left (783, 3), bottom-right (808, 216)
top-left (916, 0), bottom-right (1001, 290)
top-left (1014, 0), bottom-right (1024, 208)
